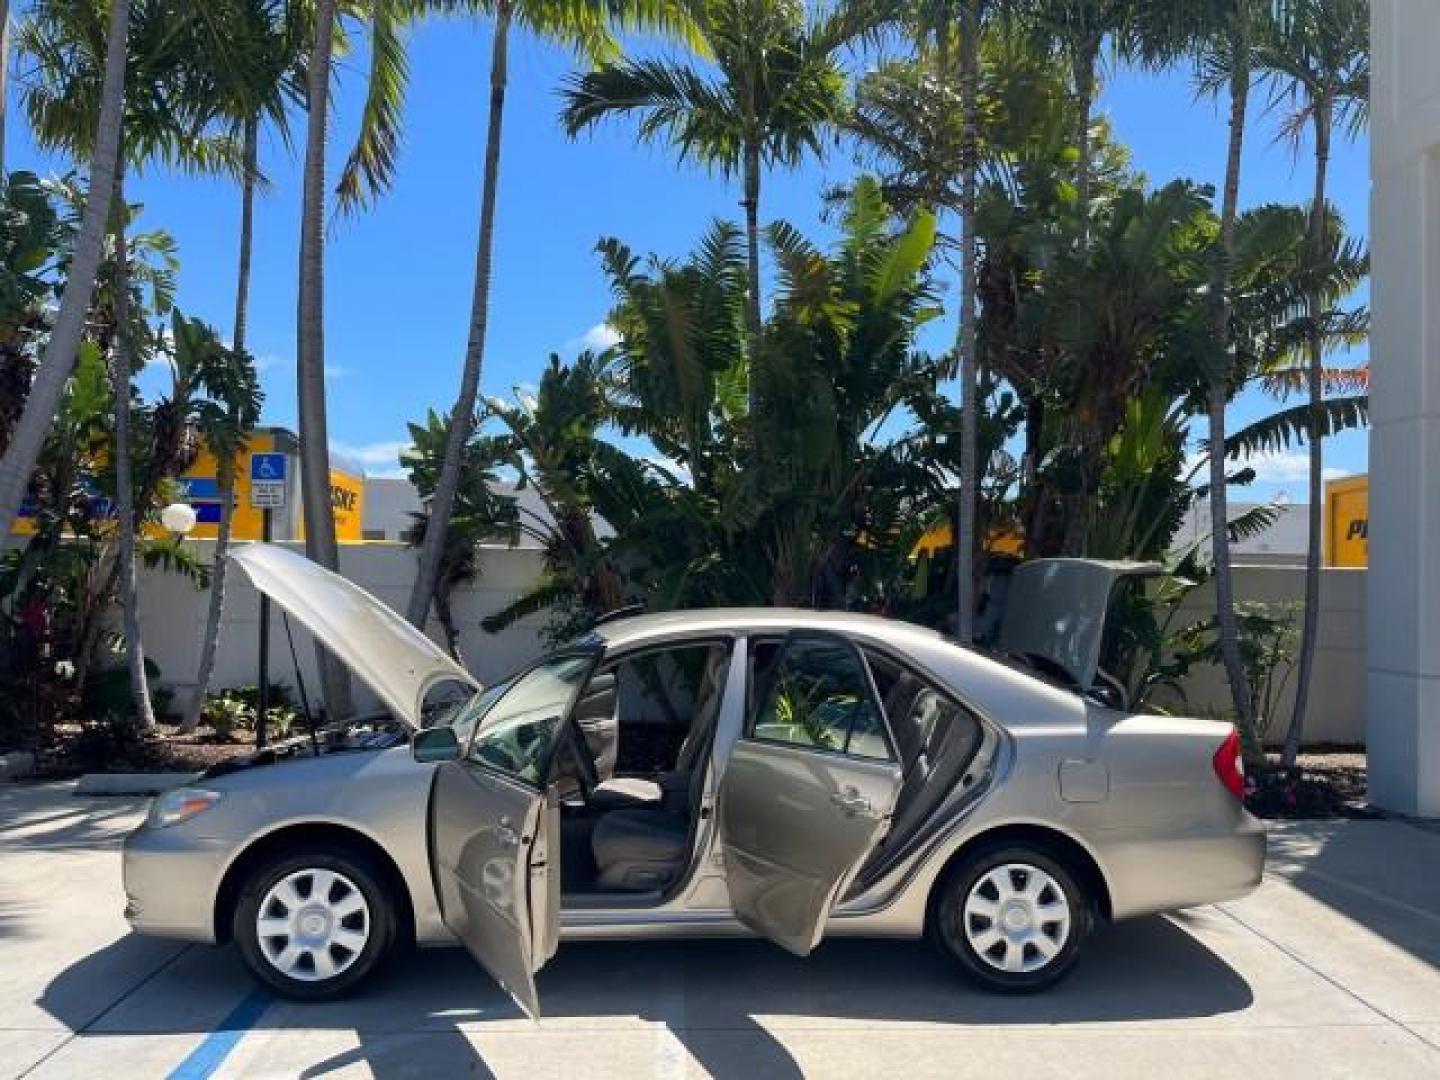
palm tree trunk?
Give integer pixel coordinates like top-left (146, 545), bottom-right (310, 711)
top-left (297, 0), bottom-right (352, 718)
top-left (405, 2), bottom-right (512, 630)
top-left (183, 467), bottom-right (236, 729)
top-left (1072, 37), bottom-right (1098, 244)
top-left (0, 0), bottom-right (129, 539)
top-left (108, 160), bottom-right (155, 727)
top-left (183, 118), bottom-right (257, 732)
top-left (955, 0), bottom-right (979, 644)
top-left (1208, 19), bottom-right (1253, 737)
top-left (0, 0), bottom-right (10, 177)
top-left (434, 580), bottom-right (463, 664)
top-left (1283, 104), bottom-right (1332, 768)
top-left (742, 135), bottom-right (763, 427)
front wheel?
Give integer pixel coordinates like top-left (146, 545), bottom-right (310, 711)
top-left (932, 844), bottom-right (1093, 993)
top-left (233, 847), bottom-right (397, 1000)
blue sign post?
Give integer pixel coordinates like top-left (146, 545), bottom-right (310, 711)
top-left (249, 452), bottom-right (287, 748)
top-left (249, 453), bottom-right (287, 508)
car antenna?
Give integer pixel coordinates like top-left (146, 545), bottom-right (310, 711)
top-left (590, 603), bottom-right (646, 628)
top-left (281, 611), bottom-right (321, 756)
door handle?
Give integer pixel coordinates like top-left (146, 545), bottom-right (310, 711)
top-left (830, 790), bottom-right (873, 816)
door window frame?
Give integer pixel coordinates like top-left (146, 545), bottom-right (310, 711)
top-left (742, 629), bottom-right (899, 763)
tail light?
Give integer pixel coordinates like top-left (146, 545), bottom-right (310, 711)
top-left (1212, 727), bottom-right (1245, 802)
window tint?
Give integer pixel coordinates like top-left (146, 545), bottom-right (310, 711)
top-left (750, 635), bottom-right (890, 760)
top-left (467, 654), bottom-right (594, 784)
top-left (864, 648), bottom-right (978, 775)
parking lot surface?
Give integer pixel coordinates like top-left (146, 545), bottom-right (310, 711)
top-left (2, 781), bottom-right (1439, 1079)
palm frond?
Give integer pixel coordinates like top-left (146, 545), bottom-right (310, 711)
top-left (335, 0), bottom-right (410, 213)
top-left (1224, 393), bottom-right (1369, 460)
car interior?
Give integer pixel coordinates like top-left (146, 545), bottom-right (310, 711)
top-left (551, 640), bottom-right (732, 901)
top-left (471, 631), bottom-right (988, 908)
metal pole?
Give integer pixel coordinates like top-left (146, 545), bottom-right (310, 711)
top-left (256, 507), bottom-right (271, 750)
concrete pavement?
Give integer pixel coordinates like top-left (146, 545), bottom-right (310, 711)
top-left (1, 781), bottom-right (1438, 1078)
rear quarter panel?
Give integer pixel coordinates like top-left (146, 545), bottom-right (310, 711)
top-left (1061, 709), bottom-right (1264, 918)
top-left (839, 701), bottom-right (1263, 934)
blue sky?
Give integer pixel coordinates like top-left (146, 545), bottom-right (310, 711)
top-left (6, 16), bottom-right (1369, 502)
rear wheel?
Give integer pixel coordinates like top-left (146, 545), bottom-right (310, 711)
top-left (932, 844), bottom-right (1092, 993)
top-left (233, 847), bottom-right (396, 1000)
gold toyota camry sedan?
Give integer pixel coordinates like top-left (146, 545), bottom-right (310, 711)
top-left (123, 545), bottom-right (1265, 1015)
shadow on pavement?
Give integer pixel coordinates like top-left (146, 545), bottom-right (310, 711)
top-left (1262, 820), bottom-right (1440, 972)
top-left (39, 915), bottom-right (1251, 1079)
top-left (0, 787), bottom-right (146, 853)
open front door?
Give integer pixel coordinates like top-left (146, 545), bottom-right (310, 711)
top-left (429, 760), bottom-right (560, 1018)
top-left (718, 631), bottom-right (902, 956)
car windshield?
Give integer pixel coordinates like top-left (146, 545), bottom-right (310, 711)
top-left (462, 653), bottom-right (596, 785)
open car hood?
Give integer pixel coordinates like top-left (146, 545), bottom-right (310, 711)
top-left (994, 558), bottom-right (1162, 692)
top-left (230, 545), bottom-right (478, 729)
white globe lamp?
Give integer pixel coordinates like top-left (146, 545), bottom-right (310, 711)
top-left (160, 502), bottom-right (198, 536)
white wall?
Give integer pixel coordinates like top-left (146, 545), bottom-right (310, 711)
top-left (136, 541), bottom-right (549, 715)
top-left (1369, 0), bottom-right (1440, 814)
top-left (1155, 566), bottom-right (1367, 746)
top-left (131, 544), bottom-right (1366, 747)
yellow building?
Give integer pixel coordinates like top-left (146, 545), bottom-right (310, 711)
top-left (1325, 474), bottom-right (1368, 568)
top-left (13, 427), bottom-right (365, 544)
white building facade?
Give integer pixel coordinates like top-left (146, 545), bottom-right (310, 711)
top-left (1369, 0), bottom-right (1440, 815)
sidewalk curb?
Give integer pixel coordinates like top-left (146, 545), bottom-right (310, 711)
top-left (75, 772), bottom-right (200, 796)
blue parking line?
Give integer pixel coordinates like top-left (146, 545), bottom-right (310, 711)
top-left (166, 989), bottom-right (273, 1080)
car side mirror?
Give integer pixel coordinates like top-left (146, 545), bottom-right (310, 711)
top-left (412, 725), bottom-right (461, 764)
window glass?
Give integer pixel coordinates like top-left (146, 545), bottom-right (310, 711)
top-left (750, 635), bottom-right (890, 759)
top-left (419, 679), bottom-right (482, 731)
top-left (443, 679), bottom-right (511, 746)
top-left (863, 647), bottom-right (978, 773)
top-left (466, 654), bottom-right (594, 784)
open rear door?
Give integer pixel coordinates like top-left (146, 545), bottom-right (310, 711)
top-left (718, 631), bottom-right (902, 956)
top-left (429, 760), bottom-right (560, 1018)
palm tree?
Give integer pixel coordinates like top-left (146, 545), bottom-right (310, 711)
top-left (559, 0), bottom-right (885, 423)
top-left (176, 317), bottom-right (263, 730)
top-left (1027, 0), bottom-right (1135, 235)
top-left (181, 0), bottom-right (303, 730)
top-left (296, 0), bottom-right (343, 714)
top-left (1, 0), bottom-right (11, 174)
top-left (1257, 0), bottom-right (1367, 766)
top-left (1178, 0), bottom-right (1263, 735)
top-left (18, 0), bottom-right (227, 723)
top-left (402, 0), bottom-right (701, 632)
top-left (955, 0), bottom-right (981, 643)
top-left (0, 0), bottom-right (128, 544)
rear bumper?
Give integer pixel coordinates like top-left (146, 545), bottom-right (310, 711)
top-left (1102, 810), bottom-right (1266, 920)
top-left (121, 826), bottom-right (230, 942)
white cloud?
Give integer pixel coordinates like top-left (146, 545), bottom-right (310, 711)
top-left (331, 439), bottom-right (413, 478)
top-left (325, 364), bottom-right (354, 380)
top-left (1241, 449), bottom-right (1350, 485)
top-left (566, 322), bottom-right (621, 353)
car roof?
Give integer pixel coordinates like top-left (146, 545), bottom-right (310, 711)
top-left (590, 606), bottom-right (950, 651)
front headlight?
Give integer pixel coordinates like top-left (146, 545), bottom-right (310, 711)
top-left (146, 787), bottom-right (224, 829)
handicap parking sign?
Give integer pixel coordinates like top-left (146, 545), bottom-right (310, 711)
top-left (250, 453), bottom-right (288, 509)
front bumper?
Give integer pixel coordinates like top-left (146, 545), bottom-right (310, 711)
top-left (122, 825), bottom-right (233, 942)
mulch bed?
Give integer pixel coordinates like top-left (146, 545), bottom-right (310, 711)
top-left (1246, 748), bottom-right (1376, 820)
top-left (29, 721), bottom-right (258, 778)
